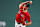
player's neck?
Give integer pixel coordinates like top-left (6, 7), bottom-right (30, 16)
top-left (23, 9), bottom-right (28, 12)
top-left (25, 9), bottom-right (27, 12)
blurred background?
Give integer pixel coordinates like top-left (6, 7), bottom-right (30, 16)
top-left (0, 0), bottom-right (40, 27)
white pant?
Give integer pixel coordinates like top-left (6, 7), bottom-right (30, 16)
top-left (15, 20), bottom-right (26, 27)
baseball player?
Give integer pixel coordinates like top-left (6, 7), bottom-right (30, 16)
top-left (15, 1), bottom-right (32, 27)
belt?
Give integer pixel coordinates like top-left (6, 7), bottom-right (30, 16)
top-left (17, 22), bottom-right (20, 24)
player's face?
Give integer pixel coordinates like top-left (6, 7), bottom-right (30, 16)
top-left (24, 5), bottom-right (29, 9)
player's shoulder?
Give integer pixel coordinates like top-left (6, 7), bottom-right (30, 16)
top-left (19, 6), bottom-right (23, 9)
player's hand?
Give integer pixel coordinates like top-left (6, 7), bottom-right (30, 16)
top-left (29, 1), bottom-right (32, 4)
top-left (25, 24), bottom-right (28, 26)
top-left (25, 21), bottom-right (32, 26)
top-left (25, 24), bottom-right (30, 26)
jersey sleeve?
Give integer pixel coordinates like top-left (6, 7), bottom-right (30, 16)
top-left (19, 6), bottom-right (23, 13)
top-left (27, 15), bottom-right (31, 22)
top-left (27, 17), bottom-right (31, 22)
top-left (19, 6), bottom-right (23, 9)
top-left (26, 12), bottom-right (31, 22)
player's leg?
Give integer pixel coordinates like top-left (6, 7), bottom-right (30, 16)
top-left (15, 20), bottom-right (20, 27)
top-left (15, 20), bottom-right (22, 27)
top-left (15, 20), bottom-right (18, 27)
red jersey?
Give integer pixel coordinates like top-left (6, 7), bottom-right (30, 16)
top-left (16, 6), bottom-right (31, 25)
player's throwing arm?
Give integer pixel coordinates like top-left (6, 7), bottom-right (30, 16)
top-left (15, 1), bottom-right (32, 27)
